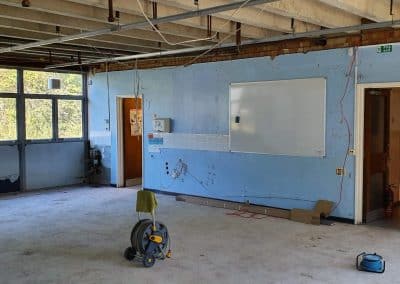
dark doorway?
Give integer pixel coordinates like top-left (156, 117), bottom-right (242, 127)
top-left (363, 89), bottom-right (389, 222)
top-left (363, 88), bottom-right (400, 223)
top-left (122, 98), bottom-right (142, 187)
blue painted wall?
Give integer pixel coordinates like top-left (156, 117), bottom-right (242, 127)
top-left (25, 142), bottom-right (85, 190)
top-left (358, 44), bottom-right (400, 83)
top-left (89, 48), bottom-right (357, 219)
top-left (0, 142), bottom-right (85, 192)
top-left (0, 142), bottom-right (85, 191)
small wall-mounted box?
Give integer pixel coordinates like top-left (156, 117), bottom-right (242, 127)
top-left (48, 78), bottom-right (61, 90)
top-left (152, 118), bottom-right (171, 133)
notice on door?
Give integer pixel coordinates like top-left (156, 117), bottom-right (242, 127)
top-left (130, 109), bottom-right (142, 136)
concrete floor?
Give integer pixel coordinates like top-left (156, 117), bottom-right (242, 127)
top-left (0, 186), bottom-right (399, 284)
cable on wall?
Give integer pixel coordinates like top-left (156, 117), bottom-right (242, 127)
top-left (330, 47), bottom-right (358, 214)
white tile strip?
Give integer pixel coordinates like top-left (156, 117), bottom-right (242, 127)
top-left (148, 133), bottom-right (229, 152)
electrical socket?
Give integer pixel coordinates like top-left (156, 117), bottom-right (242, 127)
top-left (336, 168), bottom-right (345, 176)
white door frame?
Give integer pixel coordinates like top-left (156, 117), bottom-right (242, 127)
top-left (354, 82), bottom-right (400, 224)
top-left (116, 94), bottom-right (144, 188)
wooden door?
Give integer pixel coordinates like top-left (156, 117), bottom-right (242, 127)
top-left (363, 89), bottom-right (390, 222)
top-left (123, 98), bottom-right (142, 186)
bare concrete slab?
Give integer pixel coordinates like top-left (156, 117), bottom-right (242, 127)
top-left (0, 186), bottom-right (398, 284)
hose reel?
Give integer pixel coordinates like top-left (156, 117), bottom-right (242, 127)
top-left (124, 219), bottom-right (171, 267)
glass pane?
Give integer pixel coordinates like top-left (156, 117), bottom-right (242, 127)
top-left (25, 99), bottom-right (52, 140)
top-left (0, 98), bottom-right (17, 141)
top-left (24, 71), bottom-right (82, 95)
top-left (58, 100), bottom-right (83, 138)
top-left (0, 68), bottom-right (17, 93)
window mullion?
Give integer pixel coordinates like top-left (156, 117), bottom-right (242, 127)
top-left (53, 98), bottom-right (58, 142)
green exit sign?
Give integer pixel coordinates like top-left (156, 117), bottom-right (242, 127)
top-left (377, 45), bottom-right (393, 53)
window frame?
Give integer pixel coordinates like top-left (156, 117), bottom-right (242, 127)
top-left (0, 67), bottom-right (87, 145)
top-left (0, 67), bottom-right (18, 145)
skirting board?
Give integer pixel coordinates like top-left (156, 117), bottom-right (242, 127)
top-left (176, 194), bottom-right (290, 219)
top-left (144, 188), bottom-right (354, 224)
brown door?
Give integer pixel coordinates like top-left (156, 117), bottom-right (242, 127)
top-left (363, 89), bottom-right (390, 222)
top-left (123, 98), bottom-right (142, 186)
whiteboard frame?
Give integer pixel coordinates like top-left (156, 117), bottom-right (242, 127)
top-left (228, 77), bottom-right (327, 157)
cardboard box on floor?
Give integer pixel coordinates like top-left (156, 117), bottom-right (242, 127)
top-left (290, 200), bottom-right (334, 225)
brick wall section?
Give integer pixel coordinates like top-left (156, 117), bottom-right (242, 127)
top-left (95, 28), bottom-right (400, 72)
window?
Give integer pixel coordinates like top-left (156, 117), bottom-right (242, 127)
top-left (25, 99), bottom-right (53, 140)
top-left (58, 100), bottom-right (83, 138)
top-left (22, 70), bottom-right (84, 141)
top-left (0, 98), bottom-right (17, 141)
top-left (24, 70), bottom-right (82, 96)
top-left (0, 69), bottom-right (85, 143)
top-left (0, 68), bottom-right (17, 93)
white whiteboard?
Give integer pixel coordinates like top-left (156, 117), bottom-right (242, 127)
top-left (229, 78), bottom-right (326, 157)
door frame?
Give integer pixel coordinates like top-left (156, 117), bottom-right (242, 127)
top-left (355, 82), bottom-right (400, 224)
top-left (116, 94), bottom-right (144, 188)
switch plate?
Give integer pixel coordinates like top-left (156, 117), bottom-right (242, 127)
top-left (336, 168), bottom-right (345, 176)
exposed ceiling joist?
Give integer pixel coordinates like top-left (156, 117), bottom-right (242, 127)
top-left (66, 0), bottom-right (279, 38)
top-left (0, 36), bottom-right (131, 57)
top-left (259, 0), bottom-right (361, 28)
top-left (0, 2), bottom-right (225, 44)
top-left (0, 28), bottom-right (154, 54)
top-left (0, 17), bottom-right (180, 52)
top-left (0, 0), bottom-right (277, 54)
top-left (161, 0), bottom-right (320, 33)
top-left (0, 44), bottom-right (118, 60)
